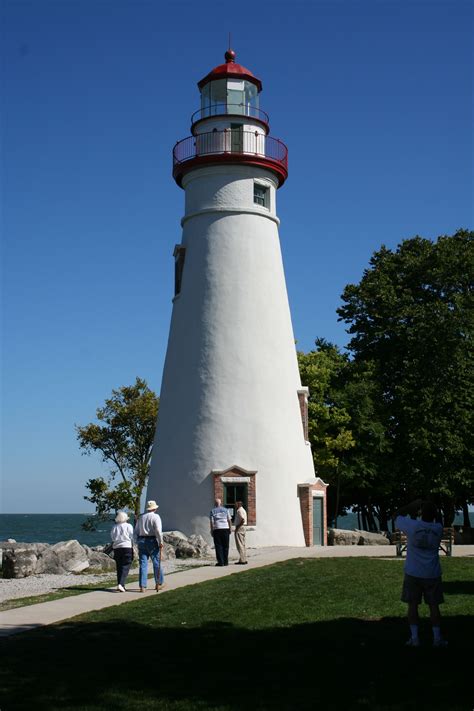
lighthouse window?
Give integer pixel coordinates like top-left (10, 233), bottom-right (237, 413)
top-left (173, 245), bottom-right (186, 296)
top-left (223, 483), bottom-right (248, 523)
top-left (254, 182), bottom-right (269, 208)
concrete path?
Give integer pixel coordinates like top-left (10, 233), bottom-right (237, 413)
top-left (1, 544), bottom-right (471, 638)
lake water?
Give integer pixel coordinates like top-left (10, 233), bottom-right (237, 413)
top-left (0, 511), bottom-right (472, 546)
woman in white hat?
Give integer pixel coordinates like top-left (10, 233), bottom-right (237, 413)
top-left (110, 511), bottom-right (134, 592)
top-left (134, 500), bottom-right (164, 592)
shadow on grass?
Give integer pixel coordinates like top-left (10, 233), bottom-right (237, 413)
top-left (443, 580), bottom-right (474, 595)
top-left (0, 614), bottom-right (472, 711)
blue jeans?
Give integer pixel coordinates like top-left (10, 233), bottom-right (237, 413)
top-left (137, 537), bottom-right (164, 588)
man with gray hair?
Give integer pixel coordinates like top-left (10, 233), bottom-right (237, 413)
top-left (210, 498), bottom-right (232, 566)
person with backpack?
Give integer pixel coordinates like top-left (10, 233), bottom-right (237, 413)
top-left (394, 499), bottom-right (447, 648)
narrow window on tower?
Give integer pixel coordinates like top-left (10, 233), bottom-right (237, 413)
top-left (254, 181), bottom-right (269, 208)
top-left (173, 245), bottom-right (186, 297)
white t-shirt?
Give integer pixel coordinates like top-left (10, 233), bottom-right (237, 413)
top-left (210, 506), bottom-right (231, 530)
top-left (234, 506), bottom-right (247, 527)
top-left (134, 511), bottom-right (163, 544)
top-left (395, 515), bottom-right (443, 579)
top-left (111, 522), bottom-right (134, 549)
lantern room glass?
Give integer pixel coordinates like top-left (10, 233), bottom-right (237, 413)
top-left (200, 79), bottom-right (259, 119)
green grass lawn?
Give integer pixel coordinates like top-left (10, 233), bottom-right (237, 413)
top-left (0, 557), bottom-right (472, 711)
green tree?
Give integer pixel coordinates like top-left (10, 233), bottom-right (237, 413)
top-left (76, 377), bottom-right (158, 529)
top-left (337, 229), bottom-right (474, 525)
top-left (298, 340), bottom-right (355, 525)
top-left (298, 341), bottom-right (390, 530)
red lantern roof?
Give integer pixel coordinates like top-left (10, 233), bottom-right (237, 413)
top-left (197, 49), bottom-right (263, 92)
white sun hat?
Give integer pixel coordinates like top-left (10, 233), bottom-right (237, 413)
top-left (146, 500), bottom-right (159, 511)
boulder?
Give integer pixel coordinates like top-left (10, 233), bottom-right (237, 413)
top-left (354, 530), bottom-right (390, 546)
top-left (188, 534), bottom-right (212, 558)
top-left (175, 540), bottom-right (200, 558)
top-left (86, 550), bottom-right (116, 572)
top-left (161, 542), bottom-right (176, 560)
top-left (2, 543), bottom-right (48, 578)
top-left (328, 529), bottom-right (361, 546)
top-left (163, 531), bottom-right (188, 548)
top-left (35, 548), bottom-right (67, 575)
top-left (50, 540), bottom-right (89, 573)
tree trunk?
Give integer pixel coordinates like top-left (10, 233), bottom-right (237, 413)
top-left (377, 507), bottom-right (389, 532)
top-left (334, 469), bottom-right (341, 529)
top-left (442, 500), bottom-right (455, 527)
top-left (462, 500), bottom-right (471, 528)
top-left (361, 506), bottom-right (368, 531)
top-left (366, 507), bottom-right (377, 532)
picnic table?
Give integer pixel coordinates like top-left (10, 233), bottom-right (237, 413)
top-left (391, 528), bottom-right (454, 557)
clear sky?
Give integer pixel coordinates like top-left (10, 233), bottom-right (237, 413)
top-left (1, 0), bottom-right (472, 513)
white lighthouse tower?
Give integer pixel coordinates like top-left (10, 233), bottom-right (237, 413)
top-left (147, 50), bottom-right (323, 547)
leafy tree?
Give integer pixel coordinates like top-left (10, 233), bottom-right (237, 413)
top-left (337, 230), bottom-right (474, 525)
top-left (76, 377), bottom-right (158, 529)
top-left (299, 342), bottom-right (390, 530)
top-left (298, 340), bottom-right (355, 525)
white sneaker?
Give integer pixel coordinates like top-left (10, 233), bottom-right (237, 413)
top-left (117, 584), bottom-right (126, 593)
top-left (405, 638), bottom-right (420, 647)
top-left (433, 638), bottom-right (448, 648)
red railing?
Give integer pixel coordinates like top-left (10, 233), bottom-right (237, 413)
top-left (173, 130), bottom-right (288, 170)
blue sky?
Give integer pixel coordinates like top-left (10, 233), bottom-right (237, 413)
top-left (1, 0), bottom-right (472, 513)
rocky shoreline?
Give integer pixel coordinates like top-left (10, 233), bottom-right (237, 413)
top-left (0, 530), bottom-right (214, 602)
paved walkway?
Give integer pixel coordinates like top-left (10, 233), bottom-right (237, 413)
top-left (1, 544), bottom-right (471, 638)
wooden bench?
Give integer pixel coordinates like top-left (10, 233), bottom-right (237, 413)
top-left (392, 528), bottom-right (454, 557)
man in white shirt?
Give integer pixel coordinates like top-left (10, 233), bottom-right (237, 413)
top-left (134, 500), bottom-right (164, 592)
top-left (234, 501), bottom-right (248, 565)
top-left (394, 499), bottom-right (446, 647)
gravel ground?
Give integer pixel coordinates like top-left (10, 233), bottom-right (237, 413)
top-left (0, 556), bottom-right (217, 603)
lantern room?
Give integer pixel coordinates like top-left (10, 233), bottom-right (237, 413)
top-left (174, 49), bottom-right (288, 188)
top-left (191, 49), bottom-right (269, 129)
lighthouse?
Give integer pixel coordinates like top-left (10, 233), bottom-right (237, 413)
top-left (147, 50), bottom-right (325, 547)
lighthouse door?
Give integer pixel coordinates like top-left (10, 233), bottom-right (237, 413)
top-left (312, 497), bottom-right (323, 546)
top-left (230, 123), bottom-right (243, 153)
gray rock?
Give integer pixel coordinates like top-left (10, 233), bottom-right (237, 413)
top-left (87, 551), bottom-right (116, 572)
top-left (2, 543), bottom-right (48, 578)
top-left (163, 531), bottom-right (188, 548)
top-left (354, 530), bottom-right (390, 546)
top-left (50, 540), bottom-right (89, 573)
top-left (188, 534), bottom-right (212, 558)
top-left (35, 547), bottom-right (67, 574)
top-left (161, 542), bottom-right (176, 560)
top-left (328, 529), bottom-right (361, 546)
top-left (175, 540), bottom-right (200, 558)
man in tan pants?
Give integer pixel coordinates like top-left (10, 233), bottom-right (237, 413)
top-left (234, 501), bottom-right (248, 565)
